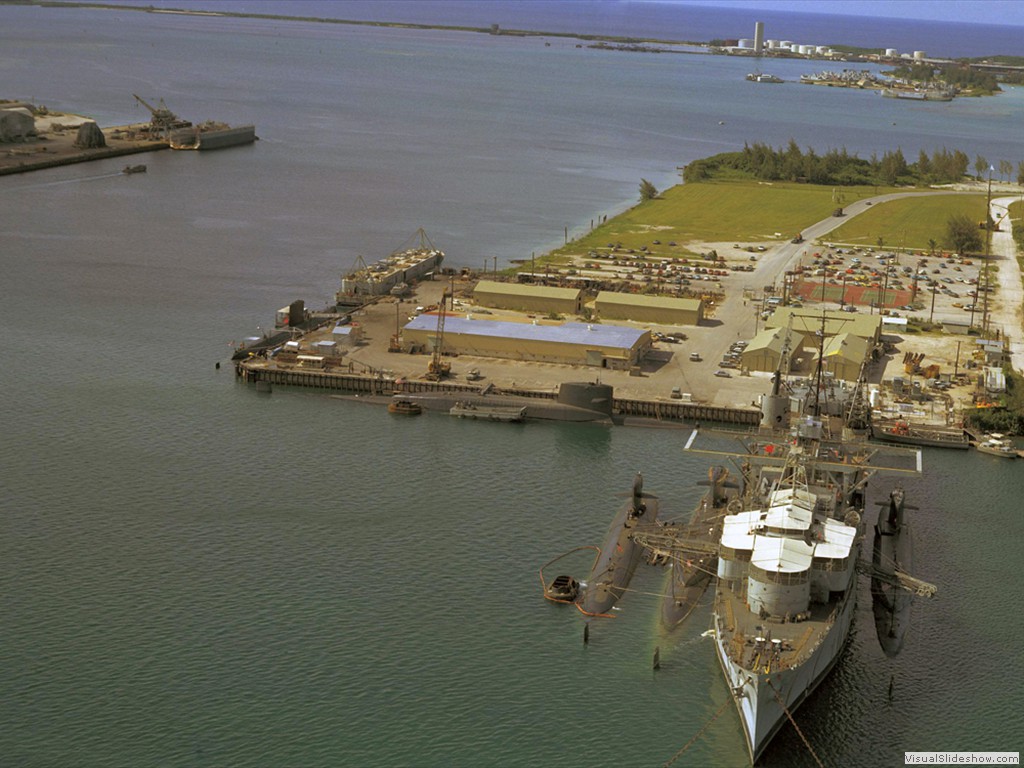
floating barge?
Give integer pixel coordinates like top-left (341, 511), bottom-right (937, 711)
top-left (336, 229), bottom-right (444, 308)
top-left (449, 401), bottom-right (526, 422)
top-left (871, 420), bottom-right (968, 450)
top-left (169, 123), bottom-right (257, 150)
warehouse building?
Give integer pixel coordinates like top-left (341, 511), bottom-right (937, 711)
top-left (765, 308), bottom-right (881, 346)
top-left (402, 314), bottom-right (650, 369)
top-left (594, 292), bottom-right (704, 326)
top-left (471, 280), bottom-right (583, 315)
top-left (818, 332), bottom-right (871, 381)
top-left (741, 327), bottom-right (797, 373)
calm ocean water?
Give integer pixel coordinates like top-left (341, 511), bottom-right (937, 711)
top-left (2, 3), bottom-right (1023, 767)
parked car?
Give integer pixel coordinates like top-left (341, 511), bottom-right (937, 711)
top-left (714, 370), bottom-right (732, 378)
top-left (689, 352), bottom-right (702, 362)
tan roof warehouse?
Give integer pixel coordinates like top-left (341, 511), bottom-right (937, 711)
top-left (471, 280), bottom-right (583, 315)
top-left (594, 292), bottom-right (704, 326)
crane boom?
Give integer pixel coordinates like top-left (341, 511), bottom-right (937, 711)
top-left (427, 290), bottom-right (451, 380)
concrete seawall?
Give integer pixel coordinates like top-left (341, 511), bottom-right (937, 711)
top-left (0, 140), bottom-right (168, 175)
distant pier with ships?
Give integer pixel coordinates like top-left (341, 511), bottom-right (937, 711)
top-left (0, 94), bottom-right (255, 175)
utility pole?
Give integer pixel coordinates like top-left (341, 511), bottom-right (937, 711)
top-left (929, 284), bottom-right (937, 324)
top-left (981, 166), bottom-right (993, 337)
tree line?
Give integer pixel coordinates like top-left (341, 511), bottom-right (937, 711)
top-left (683, 141), bottom-right (1024, 187)
top-left (889, 62), bottom-right (1000, 94)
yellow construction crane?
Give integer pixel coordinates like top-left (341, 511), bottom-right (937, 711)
top-left (426, 290), bottom-right (451, 380)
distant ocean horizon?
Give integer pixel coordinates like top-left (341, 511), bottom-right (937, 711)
top-left (101, 0), bottom-right (1024, 59)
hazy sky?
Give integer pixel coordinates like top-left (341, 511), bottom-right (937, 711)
top-left (685, 0), bottom-right (1024, 27)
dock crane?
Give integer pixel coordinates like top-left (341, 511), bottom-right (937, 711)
top-left (132, 94), bottom-right (188, 134)
top-left (426, 289), bottom-right (451, 380)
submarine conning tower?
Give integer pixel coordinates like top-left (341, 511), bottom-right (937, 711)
top-left (557, 382), bottom-right (614, 417)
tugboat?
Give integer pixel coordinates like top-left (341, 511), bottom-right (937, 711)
top-left (388, 399), bottom-right (422, 416)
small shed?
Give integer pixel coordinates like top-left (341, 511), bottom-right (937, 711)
top-left (331, 324), bottom-right (361, 346)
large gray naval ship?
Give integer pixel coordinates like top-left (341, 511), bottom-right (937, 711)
top-left (652, 372), bottom-right (935, 763)
top-left (544, 360), bottom-right (937, 763)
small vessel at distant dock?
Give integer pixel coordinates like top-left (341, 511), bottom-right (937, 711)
top-left (746, 72), bottom-right (783, 83)
top-left (974, 433), bottom-right (1019, 458)
top-left (122, 164), bottom-right (147, 174)
top-left (388, 399), bottom-right (422, 416)
top-left (871, 420), bottom-right (968, 450)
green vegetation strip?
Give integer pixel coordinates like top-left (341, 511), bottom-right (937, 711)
top-left (549, 180), bottom-right (904, 259)
top-left (827, 194), bottom-right (986, 251)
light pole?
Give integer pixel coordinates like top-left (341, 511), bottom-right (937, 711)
top-left (981, 166), bottom-right (993, 336)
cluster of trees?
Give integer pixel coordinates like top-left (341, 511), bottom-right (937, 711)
top-left (890, 63), bottom-right (1000, 93)
top-left (683, 142), bottom-right (1024, 187)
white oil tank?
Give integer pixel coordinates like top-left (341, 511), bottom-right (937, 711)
top-left (914, 50), bottom-right (926, 60)
top-left (885, 48), bottom-right (898, 57)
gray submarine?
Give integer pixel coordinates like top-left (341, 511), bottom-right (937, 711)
top-left (661, 466), bottom-right (737, 628)
top-left (399, 381), bottom-right (616, 424)
top-left (872, 487), bottom-right (915, 657)
top-left (576, 473), bottom-right (660, 617)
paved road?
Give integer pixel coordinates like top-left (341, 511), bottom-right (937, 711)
top-left (988, 196), bottom-right (1024, 374)
top-left (712, 190), bottom-right (987, 336)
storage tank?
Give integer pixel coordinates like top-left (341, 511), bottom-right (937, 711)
top-left (738, 38), bottom-right (753, 49)
top-left (816, 45), bottom-right (829, 54)
top-left (780, 40), bottom-right (793, 49)
top-left (914, 50), bottom-right (926, 60)
top-left (885, 48), bottom-right (898, 57)
top-left (766, 39), bottom-right (779, 49)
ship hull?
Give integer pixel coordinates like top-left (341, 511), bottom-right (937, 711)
top-left (871, 425), bottom-right (968, 450)
top-left (715, 586), bottom-right (857, 763)
top-left (170, 125), bottom-right (256, 150)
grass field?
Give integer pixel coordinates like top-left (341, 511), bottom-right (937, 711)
top-left (826, 194), bottom-right (986, 251)
top-left (548, 180), bottom-right (907, 262)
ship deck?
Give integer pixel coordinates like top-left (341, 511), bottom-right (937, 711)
top-left (715, 584), bottom-right (841, 675)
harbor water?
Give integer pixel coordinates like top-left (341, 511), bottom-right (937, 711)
top-left (2, 3), bottom-right (1023, 766)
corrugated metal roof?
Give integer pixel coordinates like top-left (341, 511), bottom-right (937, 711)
top-left (767, 307), bottom-right (880, 339)
top-left (744, 327), bottom-right (789, 354)
top-left (595, 291), bottom-right (702, 311)
top-left (404, 315), bottom-right (647, 349)
top-left (821, 332), bottom-right (870, 362)
top-left (473, 280), bottom-right (582, 300)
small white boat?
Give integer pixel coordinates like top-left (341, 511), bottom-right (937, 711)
top-left (974, 433), bottom-right (1018, 458)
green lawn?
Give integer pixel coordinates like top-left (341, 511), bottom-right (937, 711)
top-left (826, 194), bottom-right (986, 252)
top-left (549, 180), bottom-right (905, 261)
